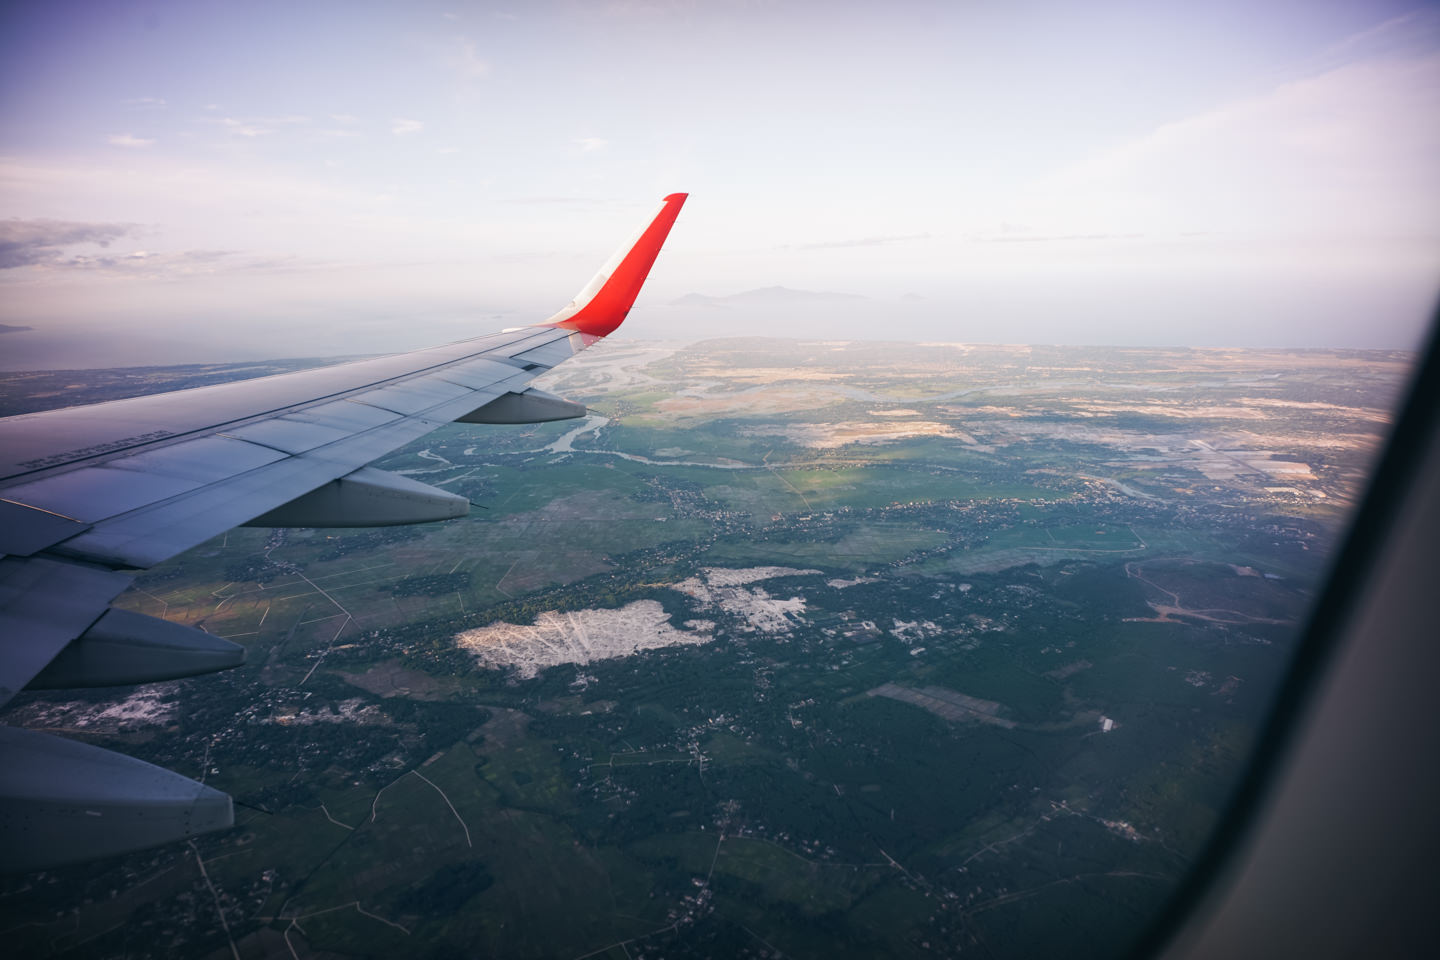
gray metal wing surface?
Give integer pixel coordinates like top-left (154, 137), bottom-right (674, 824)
top-left (0, 193), bottom-right (688, 871)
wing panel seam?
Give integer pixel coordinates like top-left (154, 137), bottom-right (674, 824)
top-left (0, 331), bottom-right (570, 484)
top-left (0, 497), bottom-right (85, 524)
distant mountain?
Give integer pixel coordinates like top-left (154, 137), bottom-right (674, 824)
top-left (0, 324), bottom-right (34, 335)
top-left (669, 286), bottom-right (868, 307)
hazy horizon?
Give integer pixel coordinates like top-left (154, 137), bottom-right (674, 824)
top-left (3, 1), bottom-right (1437, 364)
top-left (0, 324), bottom-right (1419, 375)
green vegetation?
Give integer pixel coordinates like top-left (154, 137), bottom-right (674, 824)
top-left (0, 340), bottom-right (1402, 959)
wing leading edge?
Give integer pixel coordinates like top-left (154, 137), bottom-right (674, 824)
top-left (0, 193), bottom-right (687, 871)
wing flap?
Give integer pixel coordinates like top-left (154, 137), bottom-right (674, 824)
top-left (350, 378), bottom-right (472, 416)
top-left (0, 500), bottom-right (91, 557)
top-left (0, 557), bottom-right (133, 705)
top-left (285, 398), bottom-right (403, 432)
top-left (4, 466), bottom-right (204, 524)
top-left (103, 435), bottom-right (289, 484)
top-left (52, 451), bottom-right (379, 567)
top-left (0, 330), bottom-right (564, 484)
top-left (429, 358), bottom-right (524, 390)
top-left (511, 335), bottom-right (584, 370)
top-left (48, 396), bottom-right (501, 567)
top-left (223, 416), bottom-right (356, 455)
top-left (0, 340), bottom-right (553, 561)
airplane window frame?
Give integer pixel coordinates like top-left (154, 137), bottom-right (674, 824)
top-left (1131, 305), bottom-right (1440, 958)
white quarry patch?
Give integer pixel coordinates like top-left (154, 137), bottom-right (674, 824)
top-left (688, 566), bottom-right (819, 588)
top-left (827, 576), bottom-right (878, 589)
top-left (95, 688), bottom-right (177, 726)
top-left (891, 619), bottom-right (943, 642)
top-left (271, 697), bottom-right (388, 725)
top-left (9, 686), bottom-right (178, 731)
top-left (672, 566), bottom-right (818, 634)
top-left (455, 600), bottom-right (712, 678)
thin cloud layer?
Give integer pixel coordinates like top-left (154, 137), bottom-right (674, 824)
top-left (450, 38), bottom-right (490, 79)
top-left (0, 2), bottom-right (1434, 355)
top-left (106, 133), bottom-right (154, 148)
top-left (790, 234), bottom-right (931, 251)
top-left (0, 219), bottom-right (137, 269)
top-left (1024, 53), bottom-right (1440, 240)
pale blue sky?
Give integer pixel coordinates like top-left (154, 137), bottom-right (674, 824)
top-left (1, 0), bottom-right (1436, 366)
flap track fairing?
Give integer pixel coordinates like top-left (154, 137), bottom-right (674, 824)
top-left (0, 727), bottom-right (233, 872)
top-left (25, 608), bottom-right (246, 689)
top-left (243, 466), bottom-right (468, 528)
top-left (457, 388), bottom-right (585, 424)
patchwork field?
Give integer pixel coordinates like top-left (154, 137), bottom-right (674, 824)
top-left (0, 339), bottom-right (1405, 959)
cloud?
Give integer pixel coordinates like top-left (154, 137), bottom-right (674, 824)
top-left (391, 118), bottom-right (424, 135)
top-left (450, 38), bottom-right (490, 79)
top-left (57, 248), bottom-right (245, 275)
top-left (575, 137), bottom-right (608, 153)
top-left (670, 286), bottom-right (868, 307)
top-left (1020, 51), bottom-right (1440, 241)
top-left (3, 236), bottom-right (302, 278)
top-left (213, 115), bottom-right (310, 137)
top-left (220, 117), bottom-right (269, 137)
top-left (0, 219), bottom-right (138, 268)
top-left (413, 33), bottom-right (490, 84)
top-left (789, 233), bottom-right (931, 250)
top-left (1316, 8), bottom-right (1440, 67)
top-left (121, 97), bottom-right (166, 108)
top-left (317, 117), bottom-right (360, 138)
top-left (107, 133), bottom-right (154, 148)
top-left (604, 0), bottom-right (694, 16)
top-left (970, 231), bottom-right (1145, 244)
top-left (511, 195), bottom-right (599, 205)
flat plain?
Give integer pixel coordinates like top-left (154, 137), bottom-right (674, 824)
top-left (0, 338), bottom-right (1408, 959)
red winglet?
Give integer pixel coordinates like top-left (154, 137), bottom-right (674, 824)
top-left (547, 193), bottom-right (688, 338)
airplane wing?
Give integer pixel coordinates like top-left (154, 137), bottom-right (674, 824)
top-left (0, 192), bottom-right (688, 872)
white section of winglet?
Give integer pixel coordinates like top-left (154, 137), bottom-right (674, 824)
top-left (542, 198), bottom-right (670, 327)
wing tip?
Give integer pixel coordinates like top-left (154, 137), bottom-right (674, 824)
top-left (548, 192), bottom-right (688, 338)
